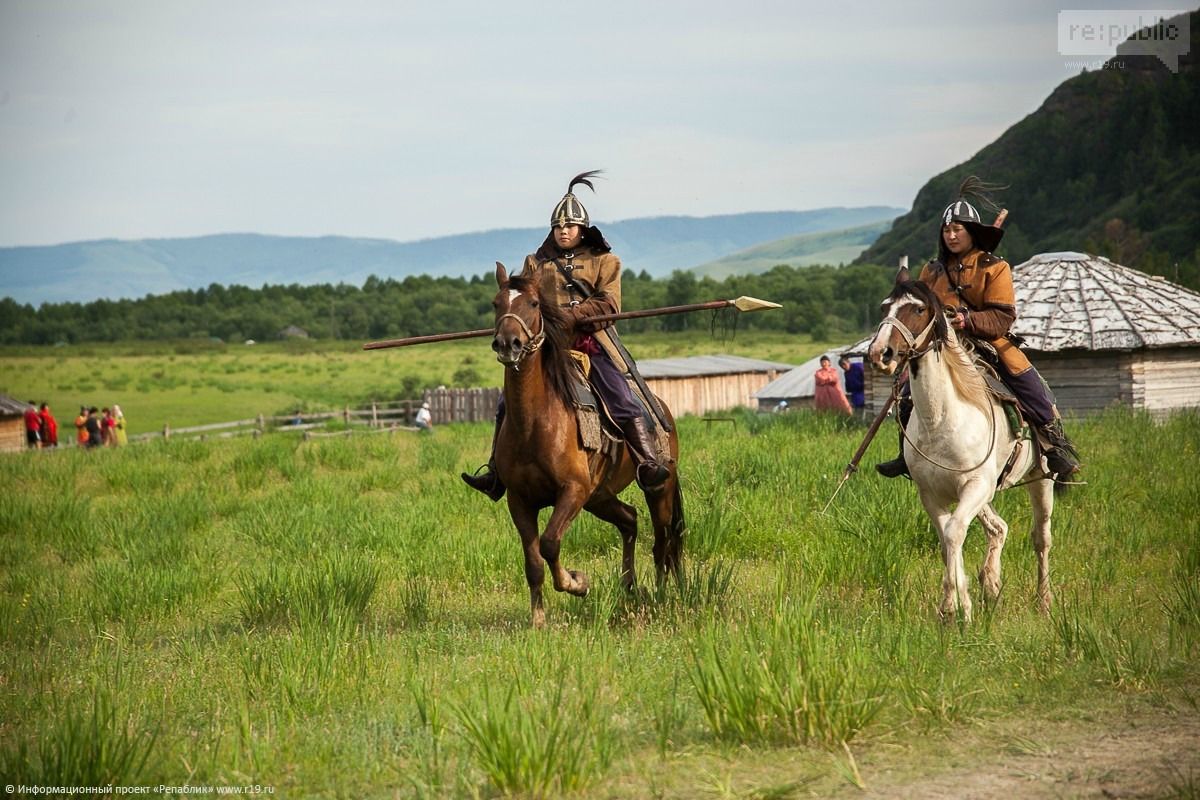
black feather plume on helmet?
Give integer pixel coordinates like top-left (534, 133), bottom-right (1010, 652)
top-left (568, 169), bottom-right (603, 194)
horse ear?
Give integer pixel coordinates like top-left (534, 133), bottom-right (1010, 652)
top-left (495, 262), bottom-right (508, 287)
top-left (895, 266), bottom-right (910, 284)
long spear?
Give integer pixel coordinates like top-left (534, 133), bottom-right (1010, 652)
top-left (361, 296), bottom-right (782, 351)
top-left (821, 391), bottom-right (897, 515)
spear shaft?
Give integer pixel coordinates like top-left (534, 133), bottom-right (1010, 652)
top-left (362, 296), bottom-right (780, 351)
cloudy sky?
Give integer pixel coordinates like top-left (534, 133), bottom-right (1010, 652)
top-left (0, 0), bottom-right (1173, 247)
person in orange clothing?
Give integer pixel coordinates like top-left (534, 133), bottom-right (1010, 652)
top-left (38, 403), bottom-right (58, 447)
top-left (876, 177), bottom-right (1080, 481)
top-left (74, 406), bottom-right (88, 446)
top-left (813, 356), bottom-right (852, 415)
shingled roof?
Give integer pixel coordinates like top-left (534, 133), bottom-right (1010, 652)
top-left (1012, 252), bottom-right (1200, 352)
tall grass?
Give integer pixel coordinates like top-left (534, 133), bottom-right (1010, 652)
top-left (453, 665), bottom-right (618, 796)
top-left (0, 406), bottom-right (1196, 795)
top-left (237, 550), bottom-right (381, 631)
top-left (689, 600), bottom-right (884, 746)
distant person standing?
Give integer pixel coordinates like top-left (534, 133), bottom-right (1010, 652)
top-left (112, 404), bottom-right (128, 446)
top-left (23, 402), bottom-right (42, 448)
top-left (85, 407), bottom-right (103, 448)
top-left (813, 356), bottom-right (852, 415)
top-left (415, 402), bottom-right (433, 433)
top-left (101, 408), bottom-right (116, 446)
top-left (839, 356), bottom-right (865, 414)
top-left (38, 403), bottom-right (59, 448)
top-left (74, 406), bottom-right (88, 446)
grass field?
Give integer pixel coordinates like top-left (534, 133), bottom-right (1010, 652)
top-left (0, 331), bottom-right (832, 436)
top-left (1, 399), bottom-right (1198, 797)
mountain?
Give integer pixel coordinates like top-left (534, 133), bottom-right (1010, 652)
top-left (689, 220), bottom-right (893, 280)
top-left (856, 10), bottom-right (1199, 279)
top-left (0, 206), bottom-right (903, 306)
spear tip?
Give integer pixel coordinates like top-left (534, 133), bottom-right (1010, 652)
top-left (732, 296), bottom-right (783, 312)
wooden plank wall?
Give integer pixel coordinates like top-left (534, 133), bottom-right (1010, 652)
top-left (0, 417), bottom-right (26, 453)
top-left (646, 371), bottom-right (783, 417)
top-left (1029, 351), bottom-right (1133, 416)
top-left (861, 347), bottom-right (1200, 419)
top-left (1136, 347), bottom-right (1200, 418)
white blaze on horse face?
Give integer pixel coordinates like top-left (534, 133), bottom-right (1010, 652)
top-left (507, 289), bottom-right (521, 306)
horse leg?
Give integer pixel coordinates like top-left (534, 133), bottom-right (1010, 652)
top-left (975, 503), bottom-right (1009, 606)
top-left (1026, 478), bottom-right (1055, 613)
top-left (584, 491), bottom-right (639, 592)
top-left (508, 497), bottom-right (546, 628)
top-left (540, 487), bottom-right (591, 598)
top-left (646, 475), bottom-right (683, 579)
top-left (940, 482), bottom-right (995, 623)
top-left (917, 493), bottom-right (961, 621)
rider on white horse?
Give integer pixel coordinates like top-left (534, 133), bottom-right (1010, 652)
top-left (876, 177), bottom-right (1081, 482)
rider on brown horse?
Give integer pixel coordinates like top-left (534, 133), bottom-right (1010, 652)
top-left (462, 172), bottom-right (671, 500)
top-left (876, 177), bottom-right (1081, 482)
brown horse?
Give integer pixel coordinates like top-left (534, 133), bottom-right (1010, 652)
top-left (489, 262), bottom-right (685, 628)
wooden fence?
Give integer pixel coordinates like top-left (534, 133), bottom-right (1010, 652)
top-left (124, 387), bottom-right (504, 444)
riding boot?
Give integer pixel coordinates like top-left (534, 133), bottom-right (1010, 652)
top-left (621, 416), bottom-right (669, 490)
top-left (460, 416), bottom-right (506, 502)
top-left (875, 398), bottom-right (913, 479)
top-left (1038, 417), bottom-right (1081, 480)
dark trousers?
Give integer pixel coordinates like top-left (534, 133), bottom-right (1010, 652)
top-left (994, 361), bottom-right (1057, 427)
top-left (494, 348), bottom-right (641, 423)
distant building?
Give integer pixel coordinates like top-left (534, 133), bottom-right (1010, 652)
top-left (639, 354), bottom-right (796, 417)
top-left (279, 325), bottom-right (309, 339)
top-left (849, 252), bottom-right (1200, 419)
top-left (0, 394), bottom-right (29, 453)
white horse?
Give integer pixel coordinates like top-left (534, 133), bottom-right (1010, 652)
top-left (867, 270), bottom-right (1054, 621)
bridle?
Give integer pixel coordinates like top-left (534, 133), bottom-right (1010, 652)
top-left (874, 301), bottom-right (941, 362)
top-left (495, 294), bottom-right (546, 372)
top-left (878, 299), bottom-right (999, 474)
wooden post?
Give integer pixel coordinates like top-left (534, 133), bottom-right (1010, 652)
top-left (371, 401), bottom-right (378, 428)
top-left (256, 413), bottom-right (264, 432)
top-left (163, 422), bottom-right (171, 440)
top-left (343, 405), bottom-right (350, 426)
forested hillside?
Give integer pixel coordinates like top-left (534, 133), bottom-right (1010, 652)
top-left (856, 10), bottom-right (1199, 288)
top-left (0, 264), bottom-right (894, 346)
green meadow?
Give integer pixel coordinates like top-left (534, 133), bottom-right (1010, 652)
top-left (0, 331), bottom-right (827, 436)
top-left (1, 396), bottom-right (1198, 796)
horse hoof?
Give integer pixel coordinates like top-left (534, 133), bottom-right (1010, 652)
top-left (569, 570), bottom-right (590, 597)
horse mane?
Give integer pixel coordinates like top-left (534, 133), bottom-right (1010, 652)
top-left (896, 280), bottom-right (992, 412)
top-left (506, 274), bottom-right (578, 405)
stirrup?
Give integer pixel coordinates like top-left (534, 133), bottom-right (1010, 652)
top-left (460, 463), bottom-right (505, 502)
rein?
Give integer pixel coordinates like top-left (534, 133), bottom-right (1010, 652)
top-left (887, 310), bottom-right (1000, 475)
top-left (495, 310), bottom-right (545, 372)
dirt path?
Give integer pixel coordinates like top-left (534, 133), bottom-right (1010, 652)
top-left (862, 707), bottom-right (1200, 799)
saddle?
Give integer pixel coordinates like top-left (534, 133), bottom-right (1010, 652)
top-left (566, 351), bottom-right (670, 463)
top-left (963, 338), bottom-right (1060, 486)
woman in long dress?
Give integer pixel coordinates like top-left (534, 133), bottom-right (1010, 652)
top-left (813, 356), bottom-right (852, 415)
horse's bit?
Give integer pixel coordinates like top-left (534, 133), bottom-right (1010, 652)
top-left (495, 309), bottom-right (545, 372)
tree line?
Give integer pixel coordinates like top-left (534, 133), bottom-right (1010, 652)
top-left (0, 263), bottom-right (897, 346)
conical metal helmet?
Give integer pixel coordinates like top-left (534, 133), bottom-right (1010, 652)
top-left (550, 170), bottom-right (602, 228)
top-left (941, 198), bottom-right (983, 227)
